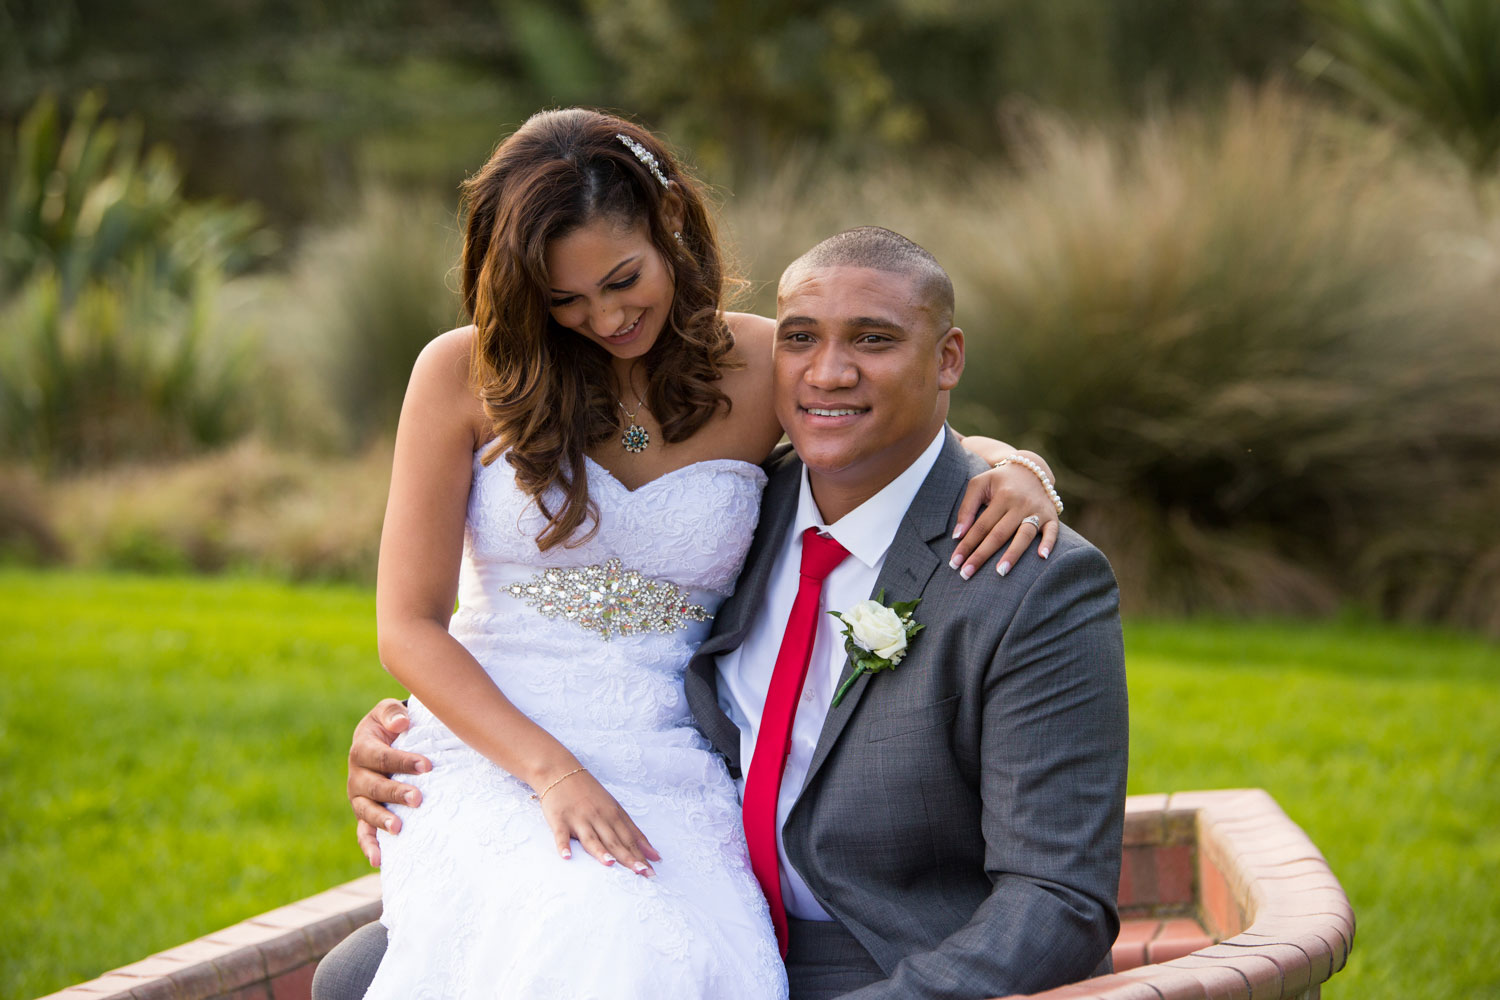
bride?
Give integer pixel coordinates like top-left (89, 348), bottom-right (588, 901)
top-left (357, 108), bottom-right (1059, 998)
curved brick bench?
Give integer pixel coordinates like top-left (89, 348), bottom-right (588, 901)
top-left (35, 789), bottom-right (1352, 1000)
top-left (1005, 789), bottom-right (1355, 1000)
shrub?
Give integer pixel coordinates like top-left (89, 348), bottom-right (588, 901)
top-left (0, 93), bottom-right (273, 302)
top-left (278, 187), bottom-right (462, 444)
top-left (1304, 0), bottom-right (1500, 179)
top-left (721, 87), bottom-right (1500, 632)
top-left (0, 94), bottom-right (274, 471)
top-left (0, 265), bottom-right (259, 471)
top-left (46, 439), bottom-right (392, 582)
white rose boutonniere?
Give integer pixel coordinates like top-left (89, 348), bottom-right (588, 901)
top-left (829, 590), bottom-right (924, 707)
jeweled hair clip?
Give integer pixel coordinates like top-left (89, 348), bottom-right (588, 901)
top-left (616, 133), bottom-right (670, 189)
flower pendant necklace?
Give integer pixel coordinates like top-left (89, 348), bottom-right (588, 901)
top-left (618, 396), bottom-right (649, 454)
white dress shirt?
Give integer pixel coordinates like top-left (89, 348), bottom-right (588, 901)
top-left (716, 427), bottom-right (947, 919)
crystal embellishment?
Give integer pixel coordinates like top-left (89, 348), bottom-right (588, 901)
top-left (505, 559), bottom-right (710, 640)
top-left (622, 422), bottom-right (650, 453)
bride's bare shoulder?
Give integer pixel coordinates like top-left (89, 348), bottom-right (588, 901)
top-left (722, 312), bottom-right (775, 382)
top-left (407, 325), bottom-right (489, 446)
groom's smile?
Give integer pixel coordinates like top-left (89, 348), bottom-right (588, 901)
top-left (774, 263), bottom-right (965, 521)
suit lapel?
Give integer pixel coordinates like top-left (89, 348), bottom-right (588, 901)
top-left (799, 431), bottom-right (971, 793)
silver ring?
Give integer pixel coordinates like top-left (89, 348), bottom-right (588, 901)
top-left (1021, 514), bottom-right (1043, 530)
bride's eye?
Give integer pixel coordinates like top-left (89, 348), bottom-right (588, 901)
top-left (608, 273), bottom-right (640, 291)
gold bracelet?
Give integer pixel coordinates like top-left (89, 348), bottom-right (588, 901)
top-left (532, 766), bottom-right (588, 803)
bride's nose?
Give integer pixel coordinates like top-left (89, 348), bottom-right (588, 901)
top-left (590, 300), bottom-right (625, 337)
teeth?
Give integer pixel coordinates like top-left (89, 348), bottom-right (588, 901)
top-left (611, 317), bottom-right (640, 338)
top-left (807, 408), bottom-right (861, 417)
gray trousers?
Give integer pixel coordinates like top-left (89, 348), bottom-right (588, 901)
top-left (310, 916), bottom-right (883, 1000)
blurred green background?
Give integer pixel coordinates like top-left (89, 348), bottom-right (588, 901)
top-left (1, 1), bottom-right (1497, 998)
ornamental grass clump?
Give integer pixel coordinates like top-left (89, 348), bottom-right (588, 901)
top-left (724, 86), bottom-right (1500, 632)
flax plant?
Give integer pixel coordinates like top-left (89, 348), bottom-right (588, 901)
top-left (724, 87), bottom-right (1500, 631)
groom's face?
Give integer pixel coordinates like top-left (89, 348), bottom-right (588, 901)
top-left (774, 264), bottom-right (964, 504)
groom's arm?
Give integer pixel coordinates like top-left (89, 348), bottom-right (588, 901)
top-left (841, 542), bottom-right (1129, 1000)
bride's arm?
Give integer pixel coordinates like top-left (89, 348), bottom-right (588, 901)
top-left (375, 330), bottom-right (658, 876)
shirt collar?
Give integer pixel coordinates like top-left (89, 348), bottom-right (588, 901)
top-left (792, 426), bottom-right (948, 570)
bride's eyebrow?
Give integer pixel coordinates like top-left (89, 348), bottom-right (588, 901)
top-left (550, 256), bottom-right (641, 295)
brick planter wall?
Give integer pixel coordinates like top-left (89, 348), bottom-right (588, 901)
top-left (36, 789), bottom-right (1352, 1000)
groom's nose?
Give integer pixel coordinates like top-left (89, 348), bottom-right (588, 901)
top-left (804, 343), bottom-right (858, 388)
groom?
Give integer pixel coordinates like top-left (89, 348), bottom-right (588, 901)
top-left (325, 227), bottom-right (1128, 1000)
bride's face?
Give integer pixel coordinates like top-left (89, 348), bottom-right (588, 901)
top-left (544, 216), bottom-right (676, 362)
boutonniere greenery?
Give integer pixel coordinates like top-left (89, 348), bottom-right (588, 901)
top-left (828, 590), bottom-right (924, 707)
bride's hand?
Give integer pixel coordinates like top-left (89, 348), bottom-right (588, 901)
top-left (950, 456), bottom-right (1062, 579)
top-left (538, 768), bottom-right (661, 877)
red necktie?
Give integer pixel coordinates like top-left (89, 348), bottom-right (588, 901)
top-left (742, 526), bottom-right (851, 957)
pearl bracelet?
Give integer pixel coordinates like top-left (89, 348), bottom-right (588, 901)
top-left (994, 454), bottom-right (1064, 516)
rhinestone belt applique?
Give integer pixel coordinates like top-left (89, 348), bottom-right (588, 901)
top-left (505, 559), bottom-right (712, 640)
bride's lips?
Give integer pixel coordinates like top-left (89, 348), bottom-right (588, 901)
top-left (798, 402), bottom-right (869, 428)
top-left (605, 314), bottom-right (645, 346)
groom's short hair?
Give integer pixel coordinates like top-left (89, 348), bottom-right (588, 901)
top-left (780, 226), bottom-right (956, 329)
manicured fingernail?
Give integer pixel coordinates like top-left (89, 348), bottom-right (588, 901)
top-left (561, 849), bottom-right (572, 859)
top-left (960, 565), bottom-right (975, 580)
top-left (404, 790), bottom-right (419, 805)
top-left (632, 862), bottom-right (655, 877)
top-left (384, 817), bottom-right (396, 832)
top-left (1039, 547), bottom-right (1050, 559)
top-left (602, 853), bottom-right (616, 865)
top-left (998, 560), bottom-right (1011, 577)
top-left (952, 522), bottom-right (966, 539)
top-left (949, 554), bottom-right (962, 570)
top-left (414, 759), bottom-right (431, 773)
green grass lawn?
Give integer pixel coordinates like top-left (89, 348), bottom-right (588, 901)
top-left (2, 570), bottom-right (1496, 1000)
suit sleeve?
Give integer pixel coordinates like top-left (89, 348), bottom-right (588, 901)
top-left (839, 543), bottom-right (1129, 1000)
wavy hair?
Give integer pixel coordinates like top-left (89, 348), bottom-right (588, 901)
top-left (460, 109), bottom-right (735, 550)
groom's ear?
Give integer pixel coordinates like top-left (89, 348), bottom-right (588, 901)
top-left (937, 327), bottom-right (965, 391)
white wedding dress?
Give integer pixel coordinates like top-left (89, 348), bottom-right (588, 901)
top-left (366, 447), bottom-right (787, 1000)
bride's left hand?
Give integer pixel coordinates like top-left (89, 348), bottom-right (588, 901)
top-left (949, 462), bottom-right (1062, 579)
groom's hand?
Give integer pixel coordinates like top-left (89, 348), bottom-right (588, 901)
top-left (348, 698), bottom-right (433, 867)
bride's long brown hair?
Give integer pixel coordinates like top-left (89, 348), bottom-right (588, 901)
top-left (460, 109), bottom-right (736, 550)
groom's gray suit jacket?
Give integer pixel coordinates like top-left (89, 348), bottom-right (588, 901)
top-left (685, 431), bottom-right (1129, 1000)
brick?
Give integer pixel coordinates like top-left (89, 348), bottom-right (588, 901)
top-left (1118, 963), bottom-right (1210, 1000)
top-left (165, 958), bottom-right (222, 1000)
top-left (1149, 919), bottom-right (1213, 964)
top-left (1168, 963), bottom-right (1247, 1000)
top-left (1169, 953), bottom-right (1282, 1000)
top-left (1123, 795), bottom-right (1169, 846)
top-left (256, 931), bottom-right (312, 978)
top-left (203, 924), bottom-right (286, 949)
top-left (269, 965), bottom-right (316, 1000)
top-left (326, 875), bottom-right (382, 901)
top-left (127, 979), bottom-right (182, 1000)
top-left (215, 986), bottom-right (271, 1000)
top-left (1198, 851), bottom-right (1240, 938)
top-left (157, 942), bottom-right (233, 965)
top-left (111, 958), bottom-right (188, 979)
top-left (1112, 920), bottom-right (1157, 971)
top-left (1213, 942), bottom-right (1312, 996)
top-left (1155, 845), bottom-right (1195, 906)
top-left (245, 906), bottom-right (321, 932)
top-left (209, 947), bottom-right (267, 993)
top-left (298, 913), bottom-right (357, 960)
top-left (1117, 846), bottom-right (1155, 908)
top-left (72, 976), bottom-right (147, 997)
